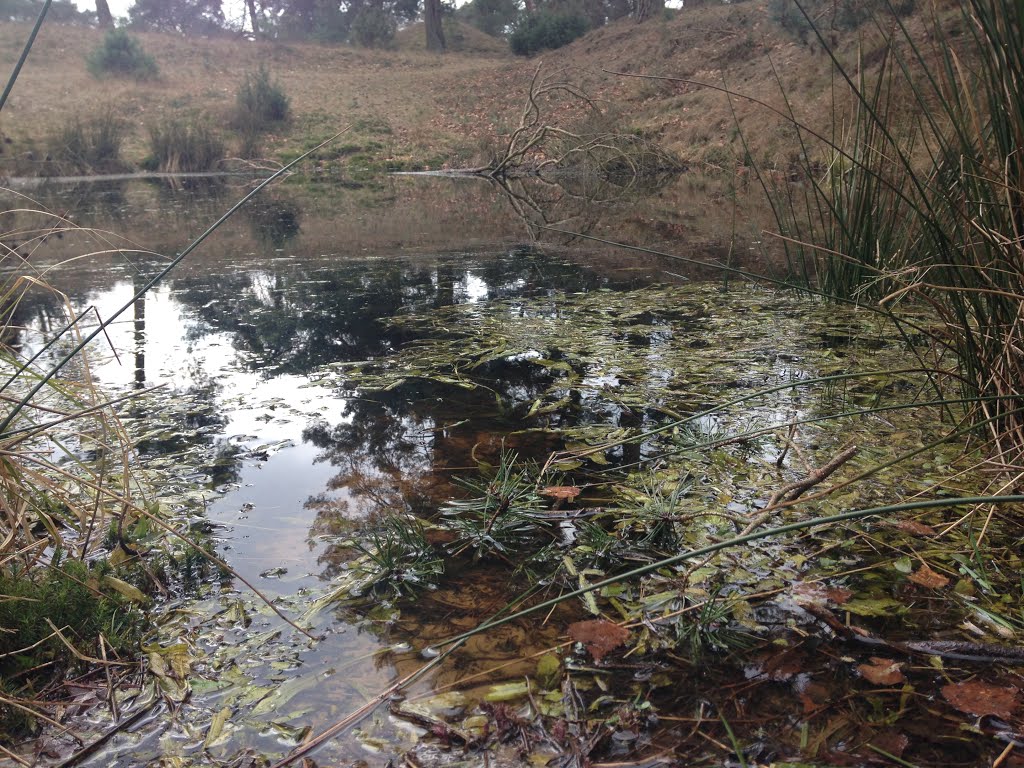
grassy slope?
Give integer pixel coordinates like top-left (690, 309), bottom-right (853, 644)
top-left (0, 5), bottom-right (905, 175)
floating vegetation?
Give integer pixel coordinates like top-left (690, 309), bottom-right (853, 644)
top-left (300, 280), bottom-right (1024, 766)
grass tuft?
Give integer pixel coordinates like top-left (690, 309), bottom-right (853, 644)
top-left (49, 108), bottom-right (128, 173)
top-left (146, 116), bottom-right (224, 172)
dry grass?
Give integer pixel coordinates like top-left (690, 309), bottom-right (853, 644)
top-left (0, 3), bottom-right (928, 174)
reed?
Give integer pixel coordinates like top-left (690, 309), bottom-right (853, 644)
top-left (766, 0), bottom-right (1024, 460)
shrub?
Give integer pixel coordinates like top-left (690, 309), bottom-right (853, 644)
top-left (147, 118), bottom-right (224, 172)
top-left (50, 110), bottom-right (128, 173)
top-left (509, 11), bottom-right (587, 56)
top-left (87, 29), bottom-right (158, 80)
top-left (232, 65), bottom-right (290, 135)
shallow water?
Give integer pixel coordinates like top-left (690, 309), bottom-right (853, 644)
top-left (3, 174), bottom-right (1010, 767)
top-left (6, 172), bottom-right (773, 764)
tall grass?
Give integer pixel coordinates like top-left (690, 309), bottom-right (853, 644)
top-left (50, 109), bottom-right (128, 173)
top-left (766, 0), bottom-right (1024, 462)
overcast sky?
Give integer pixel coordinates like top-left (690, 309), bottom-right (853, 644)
top-left (75, 0), bottom-right (249, 25)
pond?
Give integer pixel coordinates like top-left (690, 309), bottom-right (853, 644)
top-left (3, 173), bottom-right (1018, 767)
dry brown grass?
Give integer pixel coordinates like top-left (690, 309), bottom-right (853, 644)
top-left (0, 3), bottom-right (924, 174)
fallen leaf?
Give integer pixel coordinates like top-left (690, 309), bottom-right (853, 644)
top-left (101, 575), bottom-right (148, 604)
top-left (894, 520), bottom-right (937, 536)
top-left (858, 657), bottom-right (906, 686)
top-left (942, 679), bottom-right (1021, 719)
top-left (907, 563), bottom-right (950, 589)
top-left (797, 680), bottom-right (830, 715)
top-left (568, 619), bottom-right (629, 663)
top-left (867, 731), bottom-right (909, 759)
top-left (541, 485), bottom-right (581, 501)
top-left (843, 597), bottom-right (907, 617)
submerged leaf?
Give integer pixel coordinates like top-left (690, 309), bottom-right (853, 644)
top-left (484, 681), bottom-right (531, 702)
top-left (894, 520), bottom-right (937, 537)
top-left (907, 563), bottom-right (949, 589)
top-left (858, 657), bottom-right (906, 686)
top-left (843, 597), bottom-right (907, 617)
top-left (536, 653), bottom-right (562, 689)
top-left (204, 707), bottom-right (231, 748)
top-left (568, 619), bottom-right (630, 663)
top-left (942, 680), bottom-right (1020, 719)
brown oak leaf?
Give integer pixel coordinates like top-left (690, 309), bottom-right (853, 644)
top-left (568, 619), bottom-right (629, 663)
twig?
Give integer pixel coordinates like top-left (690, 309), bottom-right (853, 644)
top-left (0, 742), bottom-right (31, 766)
top-left (766, 442), bottom-right (859, 509)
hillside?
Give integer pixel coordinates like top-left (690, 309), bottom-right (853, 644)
top-left (0, 6), bottom-right (915, 176)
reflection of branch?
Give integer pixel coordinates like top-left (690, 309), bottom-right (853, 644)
top-left (487, 175), bottom-right (614, 242)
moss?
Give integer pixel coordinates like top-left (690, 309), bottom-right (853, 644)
top-left (0, 559), bottom-right (145, 738)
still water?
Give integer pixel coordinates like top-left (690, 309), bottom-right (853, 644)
top-left (2, 173), bottom-right (921, 765)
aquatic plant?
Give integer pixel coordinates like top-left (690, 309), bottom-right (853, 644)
top-left (352, 515), bottom-right (443, 596)
top-left (441, 450), bottom-right (548, 561)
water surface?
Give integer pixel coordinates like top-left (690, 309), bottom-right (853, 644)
top-left (3, 173), bottom-right (958, 766)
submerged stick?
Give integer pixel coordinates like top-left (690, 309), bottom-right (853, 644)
top-left (267, 642), bottom-right (461, 768)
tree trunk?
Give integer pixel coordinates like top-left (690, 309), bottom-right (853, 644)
top-left (634, 0), bottom-right (650, 22)
top-left (95, 0), bottom-right (114, 27)
top-left (424, 0), bottom-right (446, 52)
top-left (246, 0), bottom-right (260, 34)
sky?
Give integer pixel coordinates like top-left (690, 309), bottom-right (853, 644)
top-left (75, 0), bottom-right (249, 25)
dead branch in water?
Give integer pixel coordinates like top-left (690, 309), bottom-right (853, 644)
top-left (477, 64), bottom-right (680, 180)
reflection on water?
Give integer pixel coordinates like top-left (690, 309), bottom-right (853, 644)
top-left (1, 173), bottom-right (787, 765)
